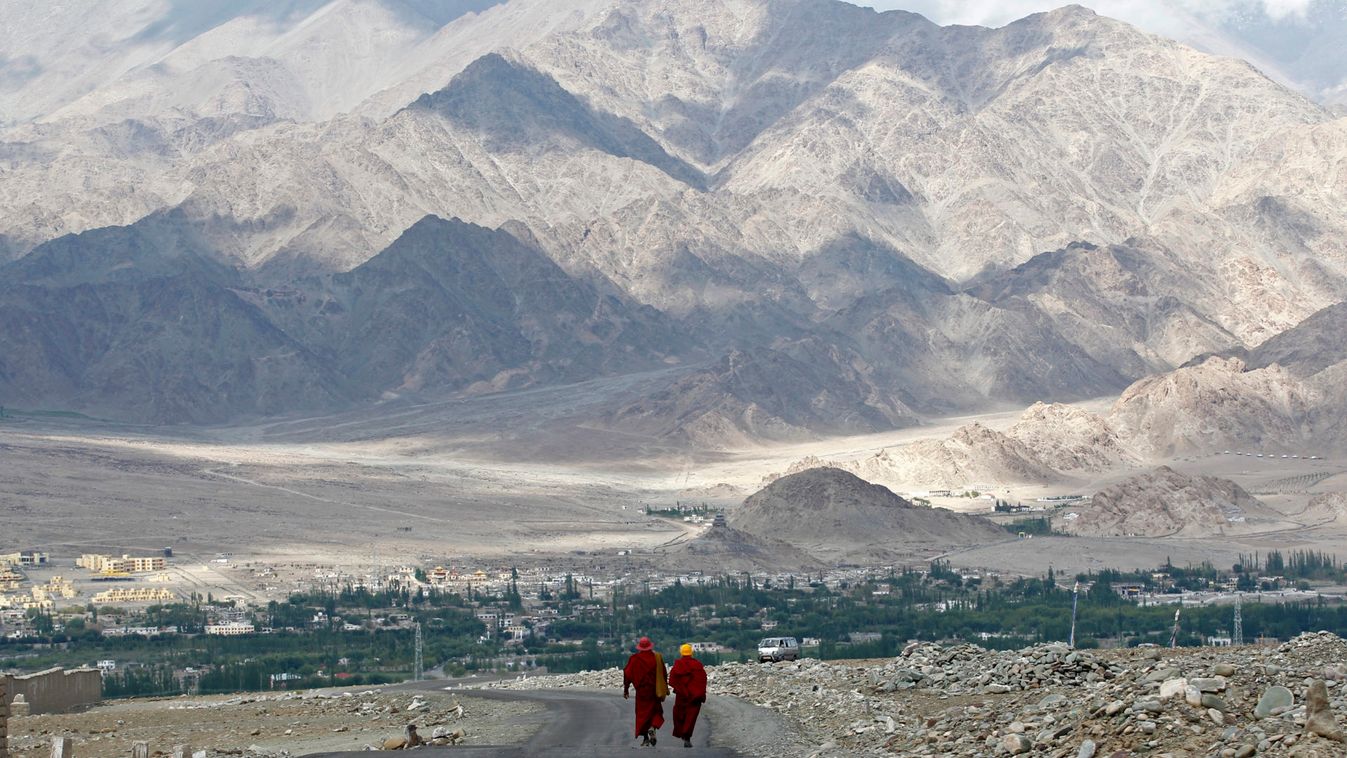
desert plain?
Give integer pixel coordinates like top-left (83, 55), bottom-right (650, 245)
top-left (4, 368), bottom-right (1346, 599)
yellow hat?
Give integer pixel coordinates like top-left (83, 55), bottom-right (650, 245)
top-left (680, 643), bottom-right (693, 657)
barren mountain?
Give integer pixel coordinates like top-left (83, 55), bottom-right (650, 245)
top-left (0, 215), bottom-right (347, 423)
top-left (1298, 493), bottom-right (1347, 528)
top-left (272, 215), bottom-right (682, 396)
top-left (726, 467), bottom-right (1008, 563)
top-left (0, 215), bottom-right (678, 422)
top-left (610, 344), bottom-right (917, 446)
top-left (1005, 402), bottom-right (1138, 473)
top-left (1106, 357), bottom-right (1321, 456)
top-left (1055, 466), bottom-right (1277, 538)
top-left (970, 241), bottom-right (1247, 376)
top-left (850, 423), bottom-right (1061, 491)
top-left (1245, 301), bottom-right (1347, 376)
top-left (1094, 301), bottom-right (1347, 457)
top-left (2, 0), bottom-right (1346, 436)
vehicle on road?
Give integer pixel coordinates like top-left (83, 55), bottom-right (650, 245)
top-left (758, 636), bottom-right (800, 662)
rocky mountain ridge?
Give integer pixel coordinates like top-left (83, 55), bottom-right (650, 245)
top-left (0, 215), bottom-right (677, 423)
top-left (2, 0), bottom-right (1346, 437)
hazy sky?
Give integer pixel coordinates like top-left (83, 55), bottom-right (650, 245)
top-left (853, 1), bottom-right (1347, 104)
top-left (855, 0), bottom-right (1316, 31)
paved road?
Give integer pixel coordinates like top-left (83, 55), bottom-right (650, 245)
top-left (307, 686), bottom-right (740, 758)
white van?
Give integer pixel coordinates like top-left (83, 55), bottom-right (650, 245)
top-left (758, 636), bottom-right (800, 662)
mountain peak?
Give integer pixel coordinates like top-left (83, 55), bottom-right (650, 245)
top-left (406, 50), bottom-right (706, 187)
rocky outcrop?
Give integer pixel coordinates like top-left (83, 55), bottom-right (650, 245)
top-left (852, 423), bottom-right (1061, 491)
top-left (1005, 402), bottom-right (1138, 473)
top-left (1107, 357), bottom-right (1321, 457)
top-left (1055, 466), bottom-right (1277, 538)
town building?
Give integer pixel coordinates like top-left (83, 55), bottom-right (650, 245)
top-left (78, 554), bottom-right (167, 574)
top-left (90, 587), bottom-right (175, 604)
top-left (0, 551), bottom-right (49, 567)
top-left (205, 622), bottom-right (256, 636)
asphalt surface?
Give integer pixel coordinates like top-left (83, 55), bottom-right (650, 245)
top-left (307, 684), bottom-right (740, 758)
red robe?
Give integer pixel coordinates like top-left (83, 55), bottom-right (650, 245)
top-left (623, 650), bottom-right (666, 737)
top-left (668, 656), bottom-right (708, 740)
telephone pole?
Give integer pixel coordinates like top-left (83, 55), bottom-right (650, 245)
top-left (414, 621), bottom-right (424, 681)
top-left (1069, 581), bottom-right (1080, 648)
top-left (1, 675), bottom-right (10, 758)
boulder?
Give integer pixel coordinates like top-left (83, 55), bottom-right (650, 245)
top-left (1159, 678), bottom-right (1188, 699)
top-left (1191, 676), bottom-right (1226, 692)
top-left (1001, 733), bottom-right (1032, 755)
top-left (1304, 679), bottom-right (1344, 742)
top-left (1185, 685), bottom-right (1203, 707)
top-left (1256, 686), bottom-right (1294, 719)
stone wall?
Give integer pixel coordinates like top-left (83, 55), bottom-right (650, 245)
top-left (1, 668), bottom-right (101, 715)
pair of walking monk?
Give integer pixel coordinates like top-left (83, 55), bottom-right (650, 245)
top-left (623, 637), bottom-right (708, 748)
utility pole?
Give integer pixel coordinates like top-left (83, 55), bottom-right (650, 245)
top-left (1169, 604), bottom-right (1182, 649)
top-left (414, 621), bottom-right (424, 681)
top-left (370, 544), bottom-right (382, 594)
top-left (1069, 581), bottom-right (1080, 648)
top-left (1233, 594), bottom-right (1244, 646)
top-left (1, 674), bottom-right (9, 758)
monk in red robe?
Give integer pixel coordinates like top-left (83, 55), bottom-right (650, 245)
top-left (669, 643), bottom-right (708, 748)
top-left (623, 636), bottom-right (667, 746)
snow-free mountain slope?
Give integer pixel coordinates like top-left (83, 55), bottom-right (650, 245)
top-left (1005, 402), bottom-right (1137, 472)
top-left (0, 215), bottom-right (347, 423)
top-left (2, 0), bottom-right (1347, 438)
top-left (1106, 357), bottom-right (1321, 456)
top-left (852, 423), bottom-right (1061, 490)
top-left (276, 215), bottom-right (684, 396)
top-left (1245, 302), bottom-right (1347, 376)
top-left (0, 215), bottom-right (681, 423)
top-left (0, 0), bottom-right (511, 126)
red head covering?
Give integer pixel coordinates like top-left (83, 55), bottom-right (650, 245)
top-left (636, 636), bottom-right (654, 651)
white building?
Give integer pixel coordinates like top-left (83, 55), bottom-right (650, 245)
top-left (205, 622), bottom-right (255, 636)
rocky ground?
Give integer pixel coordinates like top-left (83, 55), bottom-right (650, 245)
top-left (5, 688), bottom-right (541, 758)
top-left (489, 632), bottom-right (1347, 757)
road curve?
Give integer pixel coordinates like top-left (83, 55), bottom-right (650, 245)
top-left (305, 686), bottom-right (740, 758)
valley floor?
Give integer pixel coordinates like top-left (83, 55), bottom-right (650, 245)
top-left (3, 376), bottom-right (1345, 587)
